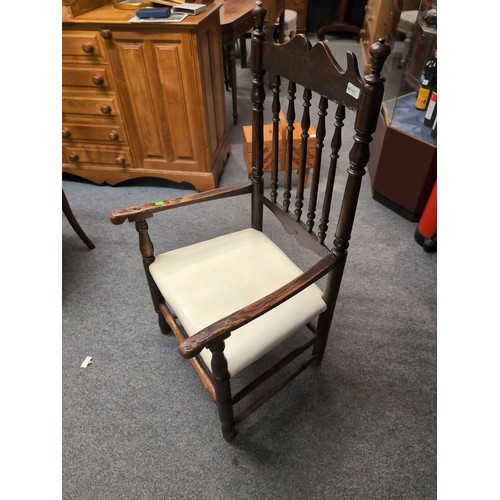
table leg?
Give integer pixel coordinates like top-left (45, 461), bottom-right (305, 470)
top-left (62, 190), bottom-right (95, 250)
top-left (240, 35), bottom-right (248, 68)
top-left (223, 45), bottom-right (230, 91)
top-left (227, 42), bottom-right (238, 124)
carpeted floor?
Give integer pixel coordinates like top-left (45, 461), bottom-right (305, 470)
top-left (62, 36), bottom-right (436, 499)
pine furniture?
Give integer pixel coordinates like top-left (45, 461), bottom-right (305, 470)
top-left (62, 1), bottom-right (230, 192)
top-left (359, 0), bottom-right (402, 74)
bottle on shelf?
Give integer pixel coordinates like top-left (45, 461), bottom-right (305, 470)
top-left (416, 50), bottom-right (437, 111)
top-left (424, 88), bottom-right (437, 127)
top-left (431, 116), bottom-right (437, 139)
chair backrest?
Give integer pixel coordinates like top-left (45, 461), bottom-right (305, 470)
top-left (249, 2), bottom-right (390, 261)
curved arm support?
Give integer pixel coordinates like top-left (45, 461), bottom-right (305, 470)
top-left (178, 253), bottom-right (337, 359)
top-left (109, 183), bottom-right (251, 225)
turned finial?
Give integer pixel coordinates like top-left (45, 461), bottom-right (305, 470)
top-left (252, 1), bottom-right (266, 30)
top-left (369, 38), bottom-right (391, 78)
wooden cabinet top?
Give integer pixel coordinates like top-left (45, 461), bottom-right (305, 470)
top-left (62, 0), bottom-right (222, 29)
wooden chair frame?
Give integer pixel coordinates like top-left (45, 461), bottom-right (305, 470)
top-left (110, 2), bottom-right (390, 441)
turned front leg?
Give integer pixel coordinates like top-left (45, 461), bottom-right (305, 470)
top-left (135, 219), bottom-right (170, 335)
top-left (210, 339), bottom-right (236, 441)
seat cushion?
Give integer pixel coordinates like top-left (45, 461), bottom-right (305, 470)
top-left (149, 228), bottom-right (327, 376)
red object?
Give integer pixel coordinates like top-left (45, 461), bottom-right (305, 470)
top-left (414, 181), bottom-right (437, 251)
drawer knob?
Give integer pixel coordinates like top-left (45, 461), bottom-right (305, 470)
top-left (92, 74), bottom-right (104, 86)
top-left (62, 127), bottom-right (71, 138)
top-left (116, 155), bottom-right (126, 165)
top-left (100, 29), bottom-right (112, 40)
top-left (100, 104), bottom-right (112, 114)
top-left (68, 152), bottom-right (79, 162)
top-left (109, 131), bottom-right (119, 141)
top-left (82, 42), bottom-right (95, 54)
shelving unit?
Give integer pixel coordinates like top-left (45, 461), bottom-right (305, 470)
top-left (366, 0), bottom-right (437, 221)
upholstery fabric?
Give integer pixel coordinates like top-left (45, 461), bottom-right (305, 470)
top-left (150, 228), bottom-right (327, 376)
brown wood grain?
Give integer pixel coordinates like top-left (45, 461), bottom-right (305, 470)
top-left (110, 182), bottom-right (251, 225)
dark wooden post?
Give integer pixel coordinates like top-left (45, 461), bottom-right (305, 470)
top-left (306, 96), bottom-right (328, 233)
top-left (271, 74), bottom-right (281, 204)
top-left (210, 340), bottom-right (236, 441)
top-left (135, 220), bottom-right (170, 335)
top-left (283, 80), bottom-right (296, 213)
top-left (250, 2), bottom-right (267, 231)
top-left (294, 87), bottom-right (312, 222)
top-left (318, 104), bottom-right (344, 245)
top-left (313, 39), bottom-right (390, 364)
top-left (333, 39), bottom-right (390, 258)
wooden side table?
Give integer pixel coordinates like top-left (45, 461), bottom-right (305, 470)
top-left (62, 190), bottom-right (95, 249)
top-left (317, 0), bottom-right (361, 40)
top-left (220, 0), bottom-right (255, 124)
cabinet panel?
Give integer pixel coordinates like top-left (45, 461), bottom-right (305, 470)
top-left (153, 40), bottom-right (197, 160)
top-left (198, 24), bottom-right (226, 159)
top-left (113, 38), bottom-right (166, 159)
top-left (359, 0), bottom-right (401, 74)
top-left (109, 31), bottom-right (205, 167)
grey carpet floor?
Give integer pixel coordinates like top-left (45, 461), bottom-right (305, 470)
top-left (62, 37), bottom-right (436, 499)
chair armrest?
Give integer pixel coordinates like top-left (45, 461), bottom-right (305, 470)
top-left (178, 253), bottom-right (337, 359)
top-left (109, 183), bottom-right (252, 225)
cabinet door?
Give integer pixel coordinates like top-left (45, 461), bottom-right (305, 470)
top-left (106, 30), bottom-right (207, 172)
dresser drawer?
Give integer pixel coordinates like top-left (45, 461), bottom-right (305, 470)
top-left (62, 122), bottom-right (126, 143)
top-left (63, 144), bottom-right (132, 167)
top-left (63, 66), bottom-right (112, 89)
top-left (62, 31), bottom-right (107, 62)
top-left (62, 93), bottom-right (120, 117)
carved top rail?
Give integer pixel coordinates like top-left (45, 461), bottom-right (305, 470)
top-left (262, 33), bottom-right (365, 111)
top-left (250, 1), bottom-right (391, 258)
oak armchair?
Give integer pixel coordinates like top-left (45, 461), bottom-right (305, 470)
top-left (110, 2), bottom-right (390, 441)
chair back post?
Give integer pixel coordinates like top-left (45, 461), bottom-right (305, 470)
top-left (314, 39), bottom-right (391, 364)
top-left (332, 38), bottom-right (391, 258)
top-left (250, 2), bottom-right (267, 231)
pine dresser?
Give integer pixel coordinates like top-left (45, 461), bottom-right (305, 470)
top-left (62, 1), bottom-right (230, 192)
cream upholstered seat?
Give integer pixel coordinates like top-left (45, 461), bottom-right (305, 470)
top-left (150, 229), bottom-right (326, 376)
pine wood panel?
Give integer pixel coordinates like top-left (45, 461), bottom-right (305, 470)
top-left (359, 0), bottom-right (402, 74)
